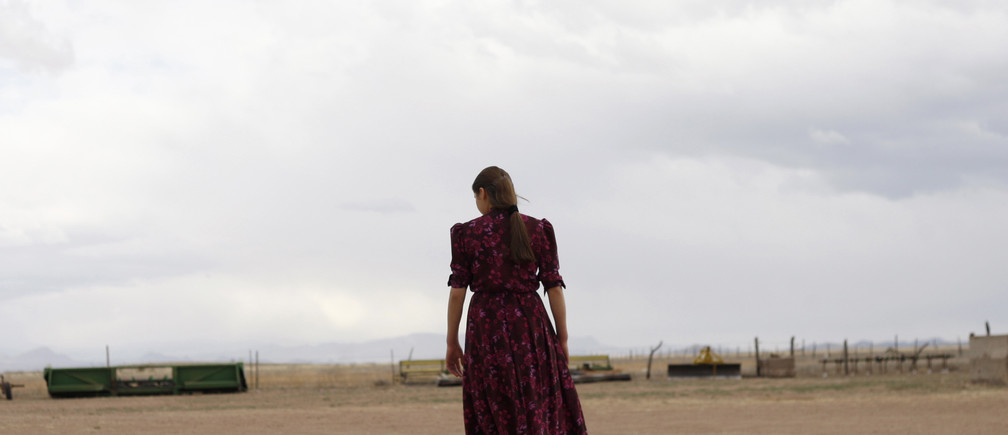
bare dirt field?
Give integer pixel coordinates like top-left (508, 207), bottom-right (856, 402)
top-left (2, 356), bottom-right (1006, 434)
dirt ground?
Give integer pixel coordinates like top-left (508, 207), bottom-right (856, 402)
top-left (2, 363), bottom-right (1006, 434)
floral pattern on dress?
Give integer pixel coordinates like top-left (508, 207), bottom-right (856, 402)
top-left (449, 209), bottom-right (587, 435)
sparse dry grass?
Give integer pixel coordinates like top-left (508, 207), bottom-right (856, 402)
top-left (2, 370), bottom-right (49, 398)
top-left (251, 363), bottom-right (396, 390)
top-left (611, 344), bottom-right (970, 379)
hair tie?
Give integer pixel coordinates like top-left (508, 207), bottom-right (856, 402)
top-left (507, 205), bottom-right (519, 215)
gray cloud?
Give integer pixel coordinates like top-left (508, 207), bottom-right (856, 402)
top-left (0, 0), bottom-right (1006, 358)
top-left (0, 1), bottom-right (74, 71)
top-left (338, 199), bottom-right (416, 214)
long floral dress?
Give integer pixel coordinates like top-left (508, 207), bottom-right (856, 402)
top-left (448, 209), bottom-right (588, 434)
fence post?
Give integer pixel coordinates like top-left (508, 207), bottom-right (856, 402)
top-left (843, 339), bottom-right (849, 376)
top-left (390, 349), bottom-right (396, 384)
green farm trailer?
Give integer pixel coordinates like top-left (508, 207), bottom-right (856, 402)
top-left (43, 363), bottom-right (247, 398)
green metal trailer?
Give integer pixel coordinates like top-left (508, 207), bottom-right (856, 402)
top-left (43, 363), bottom-right (247, 398)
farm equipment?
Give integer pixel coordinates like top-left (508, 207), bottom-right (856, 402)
top-left (400, 359), bottom-right (448, 384)
top-left (567, 354), bottom-right (631, 383)
top-left (668, 346), bottom-right (742, 379)
top-left (43, 363), bottom-right (247, 398)
top-left (434, 354), bottom-right (631, 387)
top-left (1, 375), bottom-right (24, 400)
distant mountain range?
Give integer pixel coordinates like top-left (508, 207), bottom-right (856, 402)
top-left (0, 334), bottom-right (622, 372)
top-left (0, 347), bottom-right (78, 372)
top-left (1, 335), bottom-right (963, 372)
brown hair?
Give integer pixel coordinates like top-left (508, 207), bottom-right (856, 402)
top-left (472, 166), bottom-right (535, 263)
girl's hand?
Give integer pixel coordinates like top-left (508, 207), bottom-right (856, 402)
top-left (446, 341), bottom-right (465, 377)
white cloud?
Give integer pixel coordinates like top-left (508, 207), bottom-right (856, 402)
top-left (809, 128), bottom-right (849, 145)
top-left (0, 0), bottom-right (74, 71)
top-left (1, 0), bottom-right (1007, 358)
top-left (556, 156), bottom-right (1008, 345)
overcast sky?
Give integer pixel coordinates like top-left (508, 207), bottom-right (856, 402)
top-left (2, 0), bottom-right (1006, 361)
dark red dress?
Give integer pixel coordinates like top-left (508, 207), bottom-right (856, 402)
top-left (448, 209), bottom-right (588, 434)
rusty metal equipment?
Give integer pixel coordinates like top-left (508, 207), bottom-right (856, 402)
top-left (43, 363), bottom-right (247, 398)
top-left (668, 346), bottom-right (742, 379)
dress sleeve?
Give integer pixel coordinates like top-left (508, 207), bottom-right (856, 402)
top-left (447, 223), bottom-right (472, 288)
top-left (536, 219), bottom-right (566, 289)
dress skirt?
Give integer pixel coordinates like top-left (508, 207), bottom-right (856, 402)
top-left (462, 291), bottom-right (588, 434)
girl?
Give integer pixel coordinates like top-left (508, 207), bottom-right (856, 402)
top-left (446, 166), bottom-right (587, 434)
